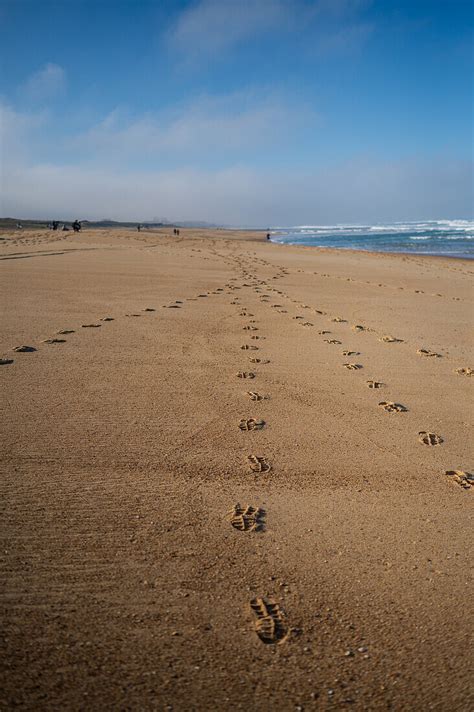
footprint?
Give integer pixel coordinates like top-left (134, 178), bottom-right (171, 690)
top-left (125, 313), bottom-right (141, 317)
top-left (143, 308), bottom-right (155, 312)
top-left (381, 335), bottom-right (403, 343)
top-left (332, 317), bottom-right (347, 323)
top-left (277, 309), bottom-right (288, 313)
top-left (13, 345), bottom-right (36, 352)
top-left (82, 323), bottom-right (101, 328)
top-left (237, 371), bottom-right (256, 379)
top-left (324, 339), bottom-right (342, 345)
top-left (57, 329), bottom-right (75, 334)
top-left (318, 330), bottom-right (331, 335)
top-left (367, 380), bottom-right (384, 388)
top-left (249, 358), bottom-right (270, 364)
top-left (455, 367), bottom-right (473, 377)
top-left (100, 317), bottom-right (114, 322)
top-left (239, 418), bottom-right (265, 431)
top-left (313, 310), bottom-right (326, 315)
top-left (250, 598), bottom-right (288, 644)
top-left (248, 455), bottom-right (271, 473)
top-left (293, 316), bottom-right (304, 320)
top-left (378, 401), bottom-right (407, 413)
top-left (43, 338), bottom-right (66, 344)
top-left (246, 391), bottom-right (266, 401)
top-left (445, 470), bottom-right (473, 490)
top-left (243, 326), bottom-right (258, 331)
top-left (343, 363), bottom-right (362, 370)
top-left (241, 344), bottom-right (258, 351)
top-left (0, 358), bottom-right (14, 365)
top-left (342, 350), bottom-right (360, 356)
top-left (301, 322), bottom-right (313, 327)
top-left (418, 431), bottom-right (443, 446)
top-left (230, 504), bottom-right (265, 531)
top-left (417, 349), bottom-right (441, 358)
top-left (166, 305), bottom-right (181, 309)
top-left (352, 325), bottom-right (368, 332)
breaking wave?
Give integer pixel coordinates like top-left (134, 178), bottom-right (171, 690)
top-left (269, 220), bottom-right (474, 257)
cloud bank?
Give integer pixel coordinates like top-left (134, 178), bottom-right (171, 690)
top-left (3, 155), bottom-right (472, 225)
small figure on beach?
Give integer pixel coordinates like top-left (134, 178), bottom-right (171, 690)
top-left (51, 220), bottom-right (59, 231)
top-left (266, 233), bottom-right (270, 240)
top-left (72, 220), bottom-right (81, 232)
top-left (16, 222), bottom-right (23, 230)
top-left (137, 224), bottom-right (141, 232)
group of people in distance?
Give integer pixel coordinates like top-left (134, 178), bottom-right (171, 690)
top-left (49, 220), bottom-right (81, 232)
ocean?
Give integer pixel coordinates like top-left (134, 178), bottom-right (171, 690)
top-left (269, 220), bottom-right (474, 259)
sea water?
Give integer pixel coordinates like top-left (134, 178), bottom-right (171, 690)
top-left (269, 220), bottom-right (474, 258)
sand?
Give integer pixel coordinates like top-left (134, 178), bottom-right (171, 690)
top-left (0, 226), bottom-right (472, 711)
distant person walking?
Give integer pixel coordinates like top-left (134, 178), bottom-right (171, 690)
top-left (137, 224), bottom-right (141, 232)
top-left (72, 220), bottom-right (81, 232)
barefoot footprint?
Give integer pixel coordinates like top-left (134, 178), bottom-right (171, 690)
top-left (230, 504), bottom-right (265, 531)
top-left (378, 401), bottom-right (407, 413)
top-left (241, 344), bottom-right (258, 351)
top-left (43, 338), bottom-right (66, 344)
top-left (455, 367), bottom-right (473, 377)
top-left (82, 323), bottom-right (101, 328)
top-left (250, 598), bottom-right (288, 644)
top-left (342, 350), bottom-right (360, 356)
top-left (343, 363), bottom-right (362, 370)
top-left (237, 371), bottom-right (255, 379)
top-left (239, 418), bottom-right (265, 431)
top-left (249, 358), bottom-right (270, 364)
top-left (324, 339), bottom-right (342, 345)
top-left (418, 431), bottom-right (443, 446)
top-left (248, 455), bottom-right (271, 472)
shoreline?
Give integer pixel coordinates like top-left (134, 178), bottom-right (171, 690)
top-left (269, 238), bottom-right (474, 262)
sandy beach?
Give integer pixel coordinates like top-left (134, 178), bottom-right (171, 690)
top-left (0, 226), bottom-right (472, 711)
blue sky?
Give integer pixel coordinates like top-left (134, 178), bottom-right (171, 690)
top-left (1, 0), bottom-right (472, 224)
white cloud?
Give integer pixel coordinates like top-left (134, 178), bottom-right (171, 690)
top-left (70, 91), bottom-right (316, 162)
top-left (20, 63), bottom-right (66, 102)
top-left (167, 0), bottom-right (289, 60)
top-left (166, 0), bottom-right (374, 64)
top-left (2, 156), bottom-right (472, 225)
top-left (0, 102), bottom-right (47, 167)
